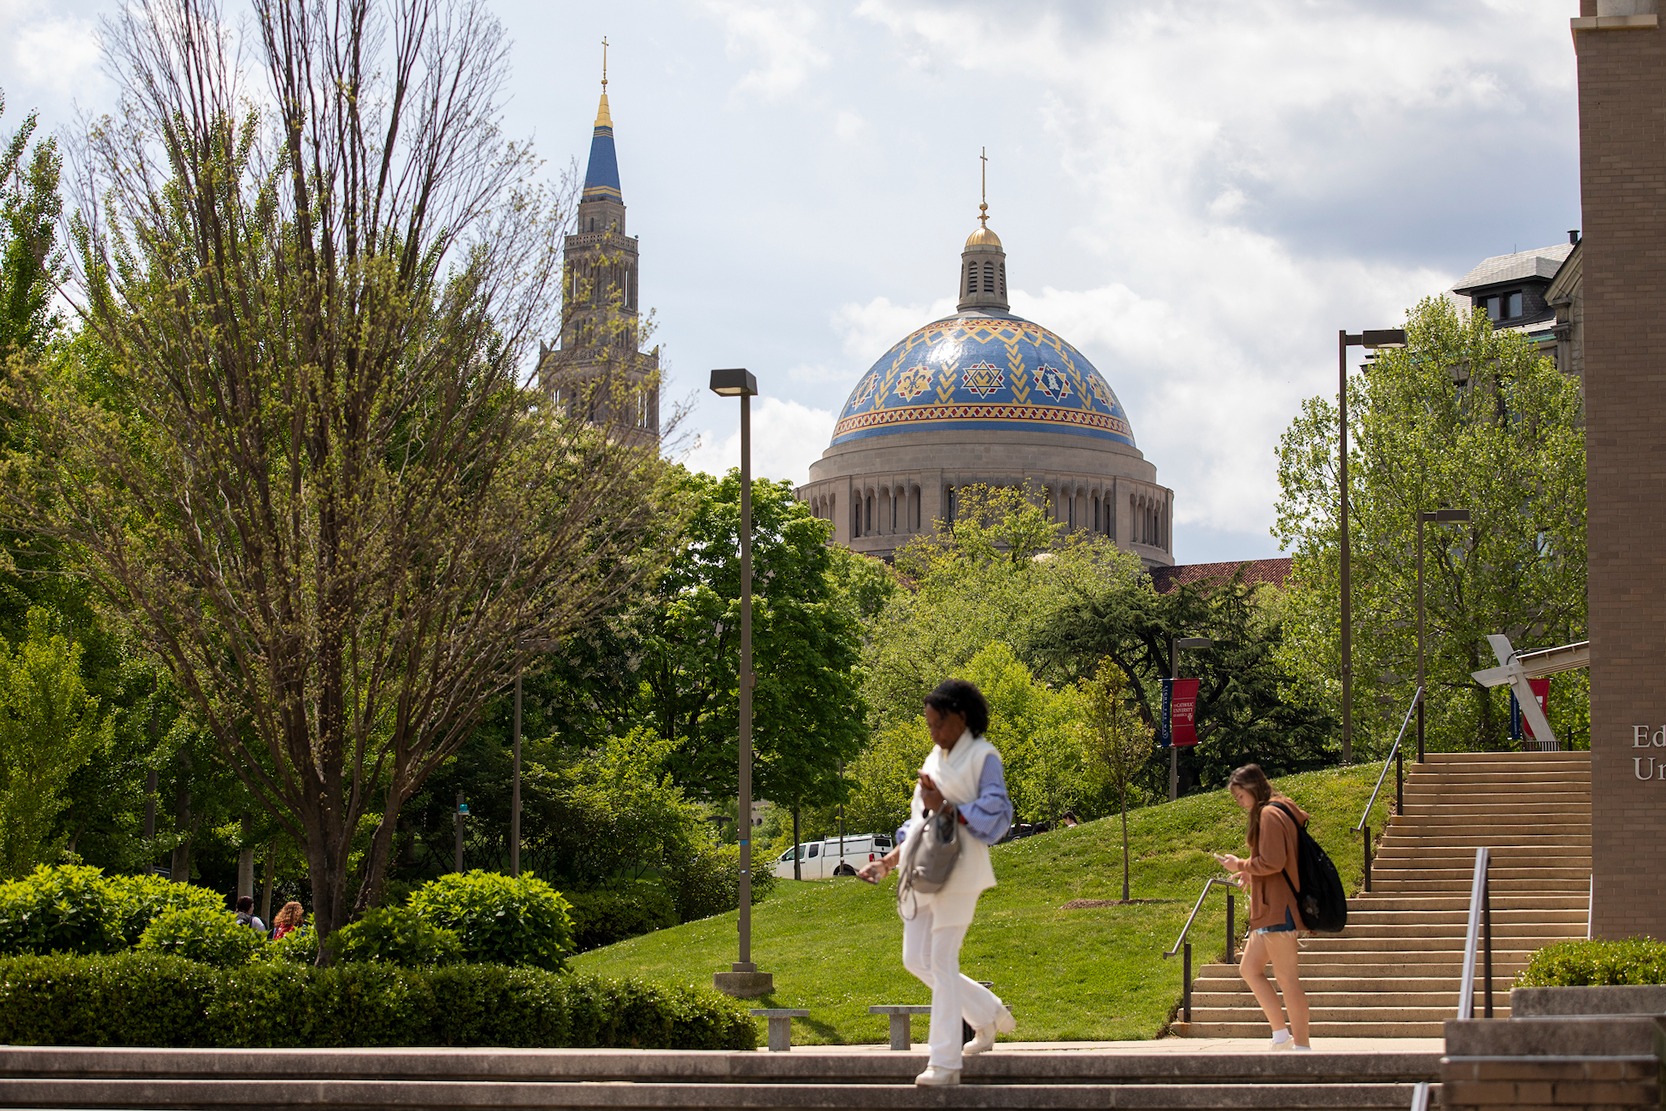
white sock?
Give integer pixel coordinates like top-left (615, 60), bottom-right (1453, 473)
top-left (1270, 1029), bottom-right (1293, 1046)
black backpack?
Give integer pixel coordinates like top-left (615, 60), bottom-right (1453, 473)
top-left (1272, 801), bottom-right (1347, 933)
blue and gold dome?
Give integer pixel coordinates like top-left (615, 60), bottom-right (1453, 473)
top-left (829, 310), bottom-right (1136, 448)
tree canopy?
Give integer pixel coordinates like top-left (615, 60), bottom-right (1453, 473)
top-left (4, 0), bottom-right (673, 939)
top-left (1274, 296), bottom-right (1587, 753)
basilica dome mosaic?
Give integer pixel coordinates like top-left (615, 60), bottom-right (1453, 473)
top-left (830, 311), bottom-right (1136, 448)
top-left (798, 202), bottom-right (1173, 567)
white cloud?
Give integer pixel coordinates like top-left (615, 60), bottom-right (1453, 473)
top-left (832, 295), bottom-right (956, 361)
top-left (0, 0), bottom-right (103, 104)
top-left (683, 396), bottom-right (838, 487)
top-left (849, 0), bottom-right (1570, 552)
top-left (702, 0), bottom-right (829, 102)
top-left (833, 109), bottom-right (866, 142)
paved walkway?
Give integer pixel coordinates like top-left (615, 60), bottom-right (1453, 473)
top-left (759, 1037), bottom-right (1445, 1054)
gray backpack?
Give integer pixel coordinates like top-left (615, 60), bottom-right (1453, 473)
top-left (896, 808), bottom-right (961, 916)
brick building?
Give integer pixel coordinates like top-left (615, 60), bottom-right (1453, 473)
top-left (1571, 0), bottom-right (1666, 939)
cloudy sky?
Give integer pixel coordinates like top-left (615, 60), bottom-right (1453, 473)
top-left (1, 0), bottom-right (1582, 562)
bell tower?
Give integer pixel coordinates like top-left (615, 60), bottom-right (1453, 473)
top-left (540, 39), bottom-right (660, 445)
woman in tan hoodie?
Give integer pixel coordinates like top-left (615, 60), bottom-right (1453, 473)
top-left (1217, 763), bottom-right (1312, 1050)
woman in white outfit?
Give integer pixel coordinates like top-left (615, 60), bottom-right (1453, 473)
top-left (859, 679), bottom-right (1015, 1087)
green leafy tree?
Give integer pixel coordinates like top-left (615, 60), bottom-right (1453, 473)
top-left (961, 642), bottom-right (1098, 825)
top-left (1032, 568), bottom-right (1333, 793)
top-left (0, 90), bottom-right (62, 359)
top-left (1274, 296), bottom-right (1587, 753)
top-left (0, 610), bottom-right (112, 876)
top-left (1081, 658), bottom-right (1152, 902)
top-left (7, 0), bottom-right (673, 941)
top-left (643, 469), bottom-right (867, 850)
top-left (866, 483), bottom-right (1145, 736)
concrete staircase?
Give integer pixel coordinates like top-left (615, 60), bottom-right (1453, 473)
top-left (1183, 750), bottom-right (1591, 1038)
top-left (0, 1045), bottom-right (1442, 1110)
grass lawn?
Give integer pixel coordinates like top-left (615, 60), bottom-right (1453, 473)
top-left (572, 764), bottom-right (1390, 1043)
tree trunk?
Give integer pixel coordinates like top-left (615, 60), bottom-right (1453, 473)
top-left (1120, 789), bottom-right (1131, 903)
top-left (259, 841), bottom-right (275, 925)
top-left (792, 806), bottom-right (801, 881)
top-left (169, 750), bottom-right (191, 883)
top-left (237, 813), bottom-right (255, 902)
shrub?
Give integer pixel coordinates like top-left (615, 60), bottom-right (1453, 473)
top-left (1517, 938), bottom-right (1666, 986)
top-left (137, 907), bottom-right (263, 967)
top-left (263, 926), bottom-right (319, 965)
top-left (664, 843), bottom-right (776, 923)
top-left (326, 907), bottom-right (462, 967)
top-left (408, 871), bottom-right (573, 971)
top-left (0, 952), bottom-right (757, 1050)
top-left (0, 864), bottom-right (123, 955)
top-left (565, 883), bottom-right (677, 952)
top-left (104, 873), bottom-right (226, 946)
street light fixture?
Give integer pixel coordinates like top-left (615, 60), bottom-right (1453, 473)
top-left (1416, 507), bottom-right (1470, 763)
top-left (1169, 636), bottom-right (1213, 801)
top-left (707, 368), bottom-right (772, 999)
top-left (1337, 327), bottom-right (1407, 764)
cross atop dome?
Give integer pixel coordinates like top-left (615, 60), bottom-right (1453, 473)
top-left (958, 148), bottom-right (1008, 311)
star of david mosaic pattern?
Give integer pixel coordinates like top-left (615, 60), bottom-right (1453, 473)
top-left (830, 311), bottom-right (1136, 447)
top-left (1033, 364), bottom-right (1070, 402)
top-left (962, 362), bottom-right (1004, 398)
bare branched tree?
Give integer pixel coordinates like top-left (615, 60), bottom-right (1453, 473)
top-left (5, 0), bottom-right (675, 940)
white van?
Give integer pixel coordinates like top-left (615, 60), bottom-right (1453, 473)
top-left (770, 833), bottom-right (895, 880)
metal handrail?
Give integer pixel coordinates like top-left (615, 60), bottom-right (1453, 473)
top-left (1457, 846), bottom-right (1494, 1019)
top-left (1165, 876), bottom-right (1239, 959)
top-left (1354, 686), bottom-right (1422, 893)
top-left (1355, 685), bottom-right (1422, 833)
top-left (1165, 875), bottom-right (1239, 1027)
top-left (1409, 1080), bottom-right (1432, 1111)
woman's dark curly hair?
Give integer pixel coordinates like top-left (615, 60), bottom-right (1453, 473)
top-left (923, 679), bottom-right (990, 736)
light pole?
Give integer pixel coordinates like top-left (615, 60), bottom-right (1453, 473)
top-left (1416, 507), bottom-right (1470, 762)
top-left (510, 670), bottom-right (522, 877)
top-left (1337, 328), bottom-right (1406, 763)
top-left (708, 367), bottom-right (772, 998)
top-left (1168, 636), bottom-right (1213, 801)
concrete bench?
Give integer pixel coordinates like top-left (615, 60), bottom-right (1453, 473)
top-left (868, 1005), bottom-right (932, 1051)
top-left (750, 1008), bottom-right (810, 1052)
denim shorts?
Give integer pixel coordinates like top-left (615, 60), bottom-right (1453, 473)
top-left (1254, 908), bottom-right (1297, 935)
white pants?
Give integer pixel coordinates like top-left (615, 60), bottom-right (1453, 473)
top-left (901, 897), bottom-right (1002, 1069)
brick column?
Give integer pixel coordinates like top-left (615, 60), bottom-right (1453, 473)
top-left (1574, 4), bottom-right (1666, 938)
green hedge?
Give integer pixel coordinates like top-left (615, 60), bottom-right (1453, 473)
top-left (137, 907), bottom-right (264, 967)
top-left (327, 907), bottom-right (462, 967)
top-left (0, 952), bottom-right (756, 1049)
top-left (408, 872), bottom-right (573, 971)
top-left (566, 883), bottom-right (678, 952)
top-left (1517, 938), bottom-right (1666, 986)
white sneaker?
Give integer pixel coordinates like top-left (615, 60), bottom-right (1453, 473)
top-left (1270, 1029), bottom-right (1293, 1050)
top-left (915, 1066), bottom-right (961, 1087)
top-left (964, 1004), bottom-right (1017, 1055)
top-left (1291, 1044), bottom-right (1312, 1051)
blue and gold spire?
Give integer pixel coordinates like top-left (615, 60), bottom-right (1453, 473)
top-left (582, 38), bottom-right (622, 203)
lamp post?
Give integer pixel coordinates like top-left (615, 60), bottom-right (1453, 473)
top-left (708, 367), bottom-right (772, 998)
top-left (1416, 507), bottom-right (1471, 762)
top-left (1168, 636), bottom-right (1213, 801)
top-left (1337, 328), bottom-right (1407, 764)
top-left (510, 670), bottom-right (522, 877)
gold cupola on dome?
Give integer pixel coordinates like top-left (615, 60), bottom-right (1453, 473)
top-left (957, 148), bottom-right (1008, 312)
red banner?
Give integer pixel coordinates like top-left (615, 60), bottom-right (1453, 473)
top-left (1523, 676), bottom-right (1550, 740)
top-left (1167, 677), bottom-right (1200, 748)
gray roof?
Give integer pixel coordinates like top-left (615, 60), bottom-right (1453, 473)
top-left (1453, 243), bottom-right (1574, 293)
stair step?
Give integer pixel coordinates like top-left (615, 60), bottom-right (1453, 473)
top-left (1184, 1020), bottom-right (1451, 1038)
top-left (1347, 895), bottom-right (1586, 911)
